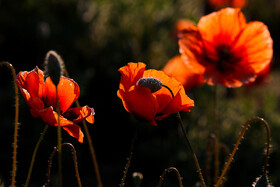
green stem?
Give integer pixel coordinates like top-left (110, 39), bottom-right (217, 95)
top-left (45, 143), bottom-right (82, 187)
top-left (213, 85), bottom-right (219, 182)
top-left (62, 143), bottom-right (83, 187)
top-left (45, 146), bottom-right (58, 187)
top-left (24, 125), bottom-right (48, 187)
top-left (64, 68), bottom-right (102, 187)
top-left (0, 62), bottom-right (19, 187)
top-left (56, 87), bottom-right (62, 187)
top-left (158, 167), bottom-right (183, 187)
top-left (120, 132), bottom-right (137, 187)
top-left (162, 84), bottom-right (206, 187)
top-left (177, 112), bottom-right (206, 187)
top-left (215, 117), bottom-right (271, 186)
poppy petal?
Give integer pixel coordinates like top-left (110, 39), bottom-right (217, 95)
top-left (63, 125), bottom-right (84, 143)
top-left (44, 76), bottom-right (80, 113)
top-left (178, 27), bottom-right (206, 74)
top-left (16, 67), bottom-right (44, 99)
top-left (123, 85), bottom-right (159, 126)
top-left (30, 107), bottom-right (74, 127)
top-left (156, 87), bottom-right (194, 120)
top-left (118, 62), bottom-right (146, 92)
top-left (143, 69), bottom-right (181, 112)
top-left (198, 8), bottom-right (246, 47)
top-left (233, 21), bottom-right (273, 73)
top-left (63, 106), bottom-right (95, 124)
top-left (163, 56), bottom-right (205, 91)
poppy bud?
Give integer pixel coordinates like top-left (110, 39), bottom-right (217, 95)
top-left (136, 77), bottom-right (162, 93)
top-left (132, 172), bottom-right (143, 187)
top-left (44, 50), bottom-right (64, 86)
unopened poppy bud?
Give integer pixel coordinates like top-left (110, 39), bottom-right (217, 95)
top-left (44, 50), bottom-right (64, 86)
top-left (132, 172), bottom-right (143, 187)
top-left (136, 77), bottom-right (162, 93)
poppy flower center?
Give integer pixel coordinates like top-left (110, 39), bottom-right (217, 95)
top-left (216, 45), bottom-right (234, 73)
top-left (136, 77), bottom-right (162, 93)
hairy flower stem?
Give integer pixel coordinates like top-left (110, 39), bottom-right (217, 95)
top-left (0, 62), bottom-right (19, 187)
top-left (213, 85), bottom-right (219, 182)
top-left (158, 167), bottom-right (183, 187)
top-left (56, 87), bottom-right (62, 187)
top-left (162, 84), bottom-right (206, 187)
top-left (215, 117), bottom-right (271, 186)
top-left (45, 143), bottom-right (82, 187)
top-left (63, 69), bottom-right (103, 187)
top-left (24, 125), bottom-right (48, 187)
top-left (177, 112), bottom-right (206, 187)
top-left (120, 132), bottom-right (137, 187)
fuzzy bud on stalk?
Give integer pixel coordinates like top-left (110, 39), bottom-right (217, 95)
top-left (44, 50), bottom-right (64, 86)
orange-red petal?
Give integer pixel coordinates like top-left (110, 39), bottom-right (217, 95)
top-left (143, 69), bottom-right (180, 112)
top-left (178, 27), bottom-right (206, 74)
top-left (44, 76), bottom-right (80, 113)
top-left (30, 107), bottom-right (73, 127)
top-left (118, 62), bottom-right (146, 92)
top-left (156, 87), bottom-right (194, 120)
top-left (233, 21), bottom-right (273, 74)
top-left (16, 67), bottom-right (44, 102)
top-left (198, 8), bottom-right (246, 47)
top-left (63, 125), bottom-right (84, 143)
top-left (64, 106), bottom-right (95, 124)
top-left (163, 56), bottom-right (204, 91)
top-left (122, 85), bottom-right (159, 125)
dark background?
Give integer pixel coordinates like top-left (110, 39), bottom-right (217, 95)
top-left (1, 0), bottom-right (280, 186)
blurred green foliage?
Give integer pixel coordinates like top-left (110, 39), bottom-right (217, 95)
top-left (0, 0), bottom-right (280, 186)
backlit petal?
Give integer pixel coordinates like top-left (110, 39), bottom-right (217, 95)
top-left (143, 69), bottom-right (180, 112)
top-left (30, 107), bottom-right (74, 127)
top-left (44, 76), bottom-right (80, 113)
top-left (163, 56), bottom-right (205, 91)
top-left (156, 87), bottom-right (194, 120)
top-left (16, 67), bottom-right (44, 99)
top-left (198, 8), bottom-right (246, 47)
top-left (118, 62), bottom-right (146, 91)
top-left (124, 86), bottom-right (159, 125)
top-left (63, 125), bottom-right (84, 143)
top-left (64, 106), bottom-right (95, 124)
top-left (178, 27), bottom-right (206, 74)
top-left (233, 21), bottom-right (273, 73)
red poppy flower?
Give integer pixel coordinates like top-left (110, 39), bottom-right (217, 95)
top-left (117, 62), bottom-right (194, 126)
top-left (245, 62), bottom-right (272, 88)
top-left (16, 67), bottom-right (94, 143)
top-left (163, 55), bottom-right (204, 91)
top-left (173, 19), bottom-right (196, 39)
top-left (178, 8), bottom-right (273, 88)
top-left (209, 0), bottom-right (247, 9)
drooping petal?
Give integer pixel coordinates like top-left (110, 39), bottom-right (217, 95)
top-left (44, 76), bottom-right (80, 113)
top-left (63, 106), bottom-right (95, 124)
top-left (232, 21), bottom-right (273, 74)
top-left (122, 85), bottom-right (159, 126)
top-left (30, 106), bottom-right (74, 127)
top-left (118, 62), bottom-right (146, 92)
top-left (63, 125), bottom-right (84, 143)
